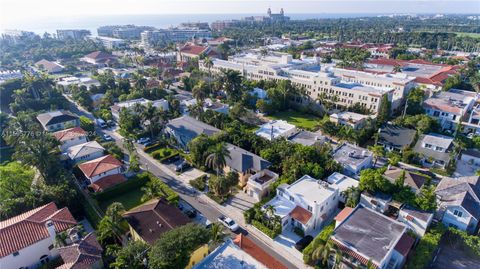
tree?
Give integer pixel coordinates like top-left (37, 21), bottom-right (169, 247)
top-left (415, 185), bottom-right (437, 211)
top-left (192, 81), bottom-right (209, 102)
top-left (342, 186), bottom-right (361, 207)
top-left (311, 239), bottom-right (333, 266)
top-left (124, 139), bottom-right (140, 172)
top-left (359, 168), bottom-right (389, 193)
top-left (97, 203), bottom-right (126, 244)
top-left (112, 240), bottom-right (149, 269)
top-left (210, 222), bottom-right (225, 245)
top-left (221, 70), bottom-right (242, 102)
top-left (376, 94), bottom-right (391, 126)
top-left (205, 142), bottom-right (230, 176)
top-left (148, 223), bottom-right (210, 269)
top-left (368, 145), bottom-right (385, 166)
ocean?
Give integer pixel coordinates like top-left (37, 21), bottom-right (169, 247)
top-left (0, 13), bottom-right (381, 35)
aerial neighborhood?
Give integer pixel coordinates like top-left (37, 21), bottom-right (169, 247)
top-left (1, 7), bottom-right (480, 269)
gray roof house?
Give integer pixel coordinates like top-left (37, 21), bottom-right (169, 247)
top-left (36, 110), bottom-right (80, 132)
top-left (288, 130), bottom-right (328, 146)
top-left (377, 124), bottom-right (416, 152)
top-left (224, 143), bottom-right (271, 187)
top-left (383, 166), bottom-right (429, 193)
top-left (435, 176), bottom-right (480, 234)
top-left (165, 116), bottom-right (220, 149)
top-left (414, 133), bottom-right (454, 168)
top-left (332, 143), bottom-right (373, 176)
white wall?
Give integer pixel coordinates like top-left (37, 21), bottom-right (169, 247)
top-left (60, 136), bottom-right (88, 152)
top-left (442, 205), bottom-right (476, 233)
top-left (0, 236), bottom-right (57, 269)
top-left (89, 167), bottom-right (122, 183)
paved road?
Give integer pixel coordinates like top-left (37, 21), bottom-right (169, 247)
top-left (64, 96), bottom-right (300, 269)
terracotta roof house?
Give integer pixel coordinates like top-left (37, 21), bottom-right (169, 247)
top-left (123, 199), bottom-right (190, 244)
top-left (435, 176), bottom-right (480, 234)
top-left (37, 110), bottom-right (80, 132)
top-left (383, 166), bottom-right (429, 193)
top-left (233, 234), bottom-right (288, 269)
top-left (66, 141), bottom-right (105, 164)
top-left (0, 203), bottom-right (77, 269)
top-left (81, 51), bottom-right (116, 65)
top-left (89, 174), bottom-right (126, 193)
top-left (78, 154), bottom-right (123, 185)
top-left (377, 124), bottom-right (416, 152)
top-left (35, 59), bottom-right (65, 73)
top-left (53, 127), bottom-right (89, 152)
top-left (177, 45), bottom-right (215, 62)
top-left (56, 233), bottom-right (103, 269)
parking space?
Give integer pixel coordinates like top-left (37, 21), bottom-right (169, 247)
top-left (274, 229), bottom-right (303, 260)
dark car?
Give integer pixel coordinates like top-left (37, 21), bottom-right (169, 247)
top-left (295, 235), bottom-right (313, 251)
top-left (185, 209), bottom-right (197, 218)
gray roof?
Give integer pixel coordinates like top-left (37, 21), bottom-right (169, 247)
top-left (378, 124), bottom-right (416, 149)
top-left (166, 116), bottom-right (220, 146)
top-left (288, 131), bottom-right (327, 146)
top-left (462, 149), bottom-right (480, 159)
top-left (413, 134), bottom-right (452, 162)
top-left (332, 206), bottom-right (406, 265)
top-left (333, 143), bottom-right (372, 166)
top-left (400, 205), bottom-right (433, 222)
top-left (435, 176), bottom-right (480, 220)
top-left (383, 166), bottom-right (428, 191)
top-left (225, 144), bottom-right (270, 173)
top-left (36, 110), bottom-right (78, 128)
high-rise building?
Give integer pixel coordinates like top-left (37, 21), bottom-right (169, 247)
top-left (141, 28), bottom-right (212, 47)
top-left (97, 25), bottom-right (154, 39)
top-left (56, 29), bottom-right (91, 41)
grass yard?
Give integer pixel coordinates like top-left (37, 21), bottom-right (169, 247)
top-left (98, 187), bottom-right (145, 211)
top-left (268, 110), bottom-right (320, 130)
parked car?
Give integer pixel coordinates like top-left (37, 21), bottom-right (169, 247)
top-left (185, 209), bottom-right (197, 218)
top-left (103, 134), bottom-right (113, 141)
top-left (137, 137), bottom-right (151, 144)
top-left (175, 161), bottom-right (190, 172)
top-left (95, 118), bottom-right (107, 129)
top-left (107, 120), bottom-right (115, 127)
top-left (218, 215), bottom-right (239, 232)
top-left (295, 235), bottom-right (313, 251)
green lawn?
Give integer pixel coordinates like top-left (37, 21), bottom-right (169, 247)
top-left (268, 110), bottom-right (320, 130)
top-left (98, 187), bottom-right (145, 211)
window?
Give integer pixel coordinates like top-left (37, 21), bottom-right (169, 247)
top-left (289, 196), bottom-right (294, 202)
top-left (453, 210), bottom-right (463, 217)
top-left (307, 205), bottom-right (313, 212)
top-left (48, 244), bottom-right (54, 250)
top-left (13, 251), bottom-right (19, 257)
top-left (424, 143), bottom-right (432, 149)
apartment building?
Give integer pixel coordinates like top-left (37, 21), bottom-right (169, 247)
top-left (141, 28), bottom-right (212, 47)
top-left (97, 25), bottom-right (154, 39)
top-left (90, 36), bottom-right (126, 49)
top-left (56, 29), bottom-right (90, 41)
top-left (200, 52), bottom-right (394, 114)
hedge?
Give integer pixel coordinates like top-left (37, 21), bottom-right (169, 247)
top-left (93, 172), bottom-right (150, 202)
top-left (190, 175), bottom-right (207, 191)
top-left (252, 220), bottom-right (281, 239)
top-left (405, 224), bottom-right (446, 269)
top-left (150, 177), bottom-right (179, 205)
top-left (303, 223), bottom-right (335, 265)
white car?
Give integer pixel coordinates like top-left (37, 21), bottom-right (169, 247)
top-left (103, 134), bottom-right (113, 141)
top-left (218, 215), bottom-right (239, 232)
top-left (137, 137), bottom-right (151, 144)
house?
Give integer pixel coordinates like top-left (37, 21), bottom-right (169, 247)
top-left (35, 59), bottom-right (64, 73)
top-left (0, 203), bottom-right (77, 269)
top-left (56, 232), bottom-right (103, 269)
top-left (246, 169), bottom-right (279, 202)
top-left (224, 143), bottom-right (272, 187)
top-left (331, 206), bottom-right (414, 269)
top-left (414, 133), bottom-right (454, 168)
top-left (255, 120), bottom-right (297, 141)
top-left (333, 207), bottom-right (354, 228)
top-left (383, 166), bottom-right (429, 193)
top-left (81, 51), bottom-right (116, 65)
top-left (53, 127), bottom-right (89, 152)
top-left (77, 155), bottom-right (124, 185)
top-left (377, 124), bottom-right (416, 152)
top-left (464, 104), bottom-right (480, 135)
top-left (329, 111), bottom-right (372, 130)
top-left (326, 172), bottom-right (359, 204)
top-left (193, 235), bottom-right (288, 269)
top-left (57, 76), bottom-right (101, 91)
top-left (288, 130), bottom-right (328, 146)
top-left (111, 98), bottom-right (169, 121)
top-left (423, 89), bottom-right (477, 131)
top-left (332, 143), bottom-right (373, 176)
top-left (165, 116), bottom-right (220, 149)
top-left (435, 176), bottom-right (480, 234)
top-left (89, 174), bottom-right (126, 193)
top-left (66, 141), bottom-right (105, 164)
top-left (203, 98), bottom-right (229, 114)
top-left (264, 175), bottom-right (339, 235)
top-left (177, 45), bottom-right (214, 62)
top-left (455, 149), bottom-right (480, 177)
top-left (397, 205), bottom-right (433, 237)
top-left (37, 110), bottom-right (80, 132)
top-left (123, 199), bottom-right (190, 244)
top-left (359, 192), bottom-right (392, 214)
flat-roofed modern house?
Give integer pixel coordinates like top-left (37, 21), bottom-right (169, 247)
top-left (78, 154), bottom-right (124, 185)
top-left (331, 206), bottom-right (414, 269)
top-left (383, 166), bottom-right (429, 194)
top-left (37, 110), bottom-right (80, 132)
top-left (397, 205), bottom-right (433, 237)
top-left (377, 124), bottom-right (416, 152)
top-left (111, 98), bottom-right (169, 121)
top-left (288, 130), bottom-right (328, 146)
top-left (435, 176), bottom-right (480, 234)
top-left (35, 59), bottom-right (64, 73)
top-left (359, 191), bottom-right (392, 214)
top-left (66, 141), bottom-right (105, 164)
top-left (332, 143), bottom-right (373, 176)
top-left (0, 203), bottom-right (77, 269)
top-left (414, 133), bottom-right (454, 168)
top-left (329, 111), bottom-right (372, 130)
top-left (255, 120), bottom-right (297, 141)
top-left (423, 88), bottom-right (477, 131)
top-left (246, 169), bottom-right (279, 202)
top-left (123, 199), bottom-right (190, 244)
top-left (53, 127), bottom-right (89, 152)
top-left (326, 172), bottom-right (359, 204)
top-left (165, 116), bottom-right (220, 149)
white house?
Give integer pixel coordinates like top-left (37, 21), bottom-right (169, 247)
top-left (36, 110), bottom-right (80, 132)
top-left (360, 192), bottom-right (392, 214)
top-left (397, 205), bottom-right (433, 237)
top-left (329, 111), bottom-right (372, 130)
top-left (413, 133), bottom-right (454, 169)
top-left (332, 143), bottom-right (373, 176)
top-left (264, 175), bottom-right (339, 235)
top-left (66, 141), bottom-right (105, 164)
top-left (326, 172), bottom-right (359, 204)
top-left (246, 169), bottom-right (279, 202)
top-left (53, 127), bottom-right (89, 152)
top-left (78, 154), bottom-right (124, 184)
top-left (0, 203), bottom-right (77, 269)
top-left (255, 120), bottom-right (297, 141)
top-left (111, 98), bottom-right (169, 121)
top-left (435, 176), bottom-right (480, 234)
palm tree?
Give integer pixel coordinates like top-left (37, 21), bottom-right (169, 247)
top-left (260, 48), bottom-right (269, 58)
top-left (205, 142), bottom-right (230, 177)
top-left (192, 81), bottom-right (209, 102)
top-left (133, 73), bottom-right (147, 90)
top-left (98, 202), bottom-right (126, 244)
top-left (203, 57), bottom-right (214, 86)
top-left (311, 239), bottom-right (333, 266)
top-left (342, 186), bottom-right (361, 207)
top-left (393, 64), bottom-right (402, 73)
top-left (368, 145), bottom-right (385, 166)
top-left (222, 70), bottom-right (242, 101)
top-left (210, 222), bottom-right (225, 245)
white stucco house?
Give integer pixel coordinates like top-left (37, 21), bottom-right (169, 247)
top-left (66, 141), bottom-right (105, 164)
top-left (332, 143), bottom-right (373, 176)
top-left (255, 120), bottom-right (297, 141)
top-left (53, 127), bottom-right (89, 152)
top-left (246, 169), bottom-right (279, 202)
top-left (397, 205), bottom-right (434, 237)
top-left (36, 110), bottom-right (80, 132)
top-left (78, 154), bottom-right (124, 184)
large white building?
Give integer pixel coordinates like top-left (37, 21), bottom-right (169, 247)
top-left (200, 51), bottom-right (406, 114)
top-left (141, 28), bottom-right (212, 47)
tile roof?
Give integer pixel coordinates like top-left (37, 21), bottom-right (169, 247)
top-left (123, 199), bottom-right (190, 244)
top-left (78, 154), bottom-right (122, 178)
top-left (233, 234), bottom-right (288, 269)
top-left (53, 127), bottom-right (87, 142)
top-left (334, 207), bottom-right (354, 223)
top-left (35, 59), bottom-right (64, 72)
top-left (84, 51), bottom-right (113, 60)
top-left (289, 206), bottom-right (312, 225)
top-left (180, 45), bottom-right (209, 56)
top-left (56, 233), bottom-right (103, 269)
top-left (435, 176), bottom-right (480, 220)
top-left (462, 149), bottom-right (480, 159)
top-left (67, 141), bottom-right (105, 160)
top-left (89, 174), bottom-right (126, 192)
top-left (166, 116), bottom-right (220, 146)
top-left (0, 202), bottom-right (76, 258)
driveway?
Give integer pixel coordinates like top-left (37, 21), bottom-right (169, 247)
top-left (274, 229), bottom-right (303, 261)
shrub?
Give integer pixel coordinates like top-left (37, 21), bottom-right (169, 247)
top-left (252, 220), bottom-right (281, 238)
top-left (405, 224), bottom-right (446, 269)
top-left (190, 175), bottom-right (207, 191)
top-left (303, 223), bottom-right (335, 265)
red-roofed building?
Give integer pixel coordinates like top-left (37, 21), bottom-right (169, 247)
top-left (53, 127), bottom-right (88, 151)
top-left (81, 51), bottom-right (116, 66)
top-left (177, 45), bottom-right (217, 62)
top-left (0, 203), bottom-right (77, 269)
top-left (56, 233), bottom-right (103, 269)
top-left (233, 234), bottom-right (288, 269)
top-left (89, 174), bottom-right (126, 192)
top-left (78, 155), bottom-right (124, 184)
top-left (334, 207), bottom-right (354, 227)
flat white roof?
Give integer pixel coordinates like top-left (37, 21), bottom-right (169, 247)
top-left (264, 196), bottom-right (295, 218)
top-left (327, 172), bottom-right (359, 193)
top-left (330, 111), bottom-right (371, 123)
top-left (255, 120), bottom-right (296, 140)
top-left (287, 175), bottom-right (336, 205)
top-left (194, 240), bottom-right (267, 269)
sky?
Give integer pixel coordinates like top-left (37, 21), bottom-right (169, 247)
top-left (0, 0), bottom-right (479, 31)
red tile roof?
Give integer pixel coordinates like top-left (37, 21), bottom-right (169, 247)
top-left (334, 207), bottom-right (354, 223)
top-left (332, 238), bottom-right (378, 268)
top-left (57, 233), bottom-right (103, 269)
top-left (0, 203), bottom-right (76, 258)
top-left (89, 174), bottom-right (126, 192)
top-left (233, 234), bottom-right (288, 269)
top-left (78, 155), bottom-right (123, 178)
top-left (53, 127), bottom-right (87, 142)
top-left (84, 51), bottom-right (113, 60)
top-left (180, 45), bottom-right (208, 56)
top-left (394, 233), bottom-right (415, 257)
top-left (289, 206), bottom-right (312, 225)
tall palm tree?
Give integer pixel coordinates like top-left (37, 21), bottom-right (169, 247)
top-left (192, 81), bottom-right (209, 102)
top-left (203, 57), bottom-right (214, 85)
top-left (368, 145), bottom-right (385, 166)
top-left (342, 186), bottom-right (361, 207)
top-left (311, 239), bottom-right (334, 266)
top-left (133, 73), bottom-right (147, 90)
top-left (222, 70), bottom-right (242, 101)
top-left (205, 142), bottom-right (230, 177)
top-left (210, 222), bottom-right (225, 245)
